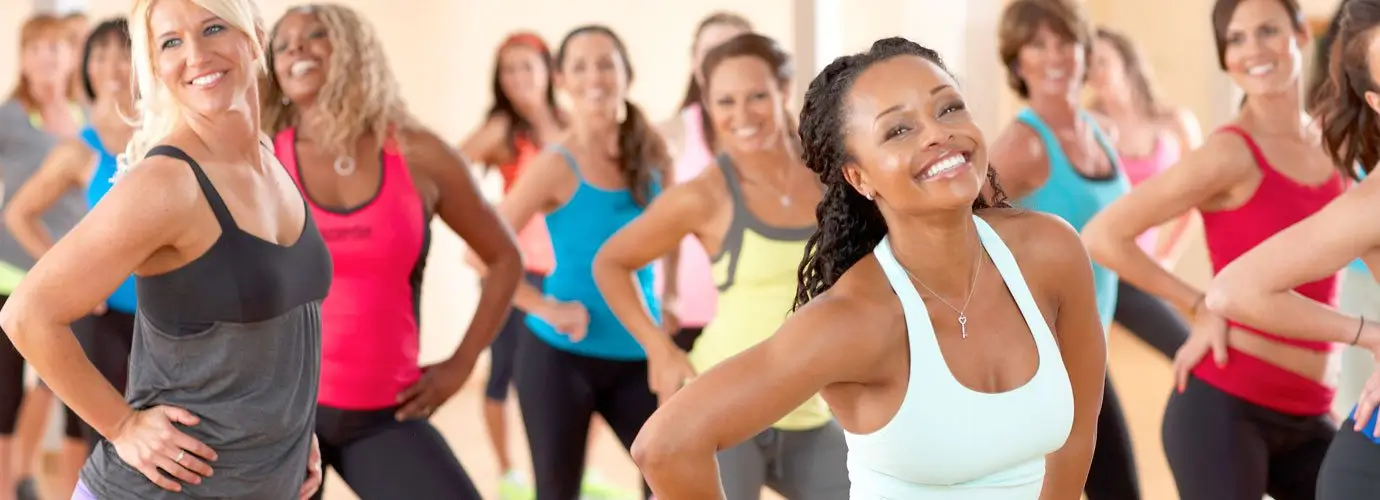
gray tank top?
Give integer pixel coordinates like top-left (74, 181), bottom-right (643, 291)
top-left (0, 99), bottom-right (88, 272)
top-left (80, 145), bottom-right (333, 499)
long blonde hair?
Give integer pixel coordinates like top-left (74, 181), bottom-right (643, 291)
top-left (261, 4), bottom-right (414, 158)
top-left (9, 14), bottom-right (83, 112)
top-left (121, 0), bottom-right (267, 174)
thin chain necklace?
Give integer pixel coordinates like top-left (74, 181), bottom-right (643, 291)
top-left (900, 234), bottom-right (986, 339)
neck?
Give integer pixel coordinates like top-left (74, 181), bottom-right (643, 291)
top-left (1241, 85), bottom-right (1307, 138)
top-left (733, 136), bottom-right (798, 178)
top-left (1097, 94), bottom-right (1142, 122)
top-left (28, 78), bottom-right (68, 108)
top-left (514, 102), bottom-right (562, 137)
top-left (1028, 91), bottom-right (1081, 126)
top-left (294, 102), bottom-right (329, 143)
top-left (884, 207), bottom-right (981, 289)
top-left (572, 117), bottom-right (618, 154)
top-left (187, 97), bottom-right (265, 172)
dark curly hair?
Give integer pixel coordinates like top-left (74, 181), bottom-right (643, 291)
top-left (792, 37), bottom-right (1012, 311)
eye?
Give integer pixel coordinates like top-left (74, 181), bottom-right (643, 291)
top-left (204, 24), bottom-right (225, 36)
top-left (939, 101), bottom-right (967, 116)
top-left (885, 125), bottom-right (911, 140)
top-left (160, 38), bottom-right (182, 51)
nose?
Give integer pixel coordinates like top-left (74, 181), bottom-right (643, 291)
top-left (184, 37), bottom-right (210, 67)
top-left (921, 121), bottom-right (954, 151)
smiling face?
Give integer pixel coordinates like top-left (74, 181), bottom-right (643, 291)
top-left (148, 0), bottom-right (263, 116)
top-left (1219, 0), bottom-right (1308, 97)
top-left (1015, 23), bottom-right (1085, 99)
top-left (21, 30), bottom-right (75, 87)
top-left (704, 55), bottom-right (788, 154)
top-left (498, 44), bottom-right (551, 109)
top-left (87, 36), bottom-right (133, 102)
top-left (269, 10), bottom-right (331, 106)
top-left (555, 31), bottom-right (629, 122)
top-left (1088, 37), bottom-right (1130, 104)
top-left (842, 56), bottom-right (986, 213)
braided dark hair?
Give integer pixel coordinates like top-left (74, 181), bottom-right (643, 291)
top-left (792, 37), bottom-right (1012, 311)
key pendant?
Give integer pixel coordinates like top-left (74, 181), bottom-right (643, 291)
top-left (958, 315), bottom-right (968, 339)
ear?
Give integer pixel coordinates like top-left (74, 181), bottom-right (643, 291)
top-left (1296, 26), bottom-right (1313, 49)
top-left (842, 161), bottom-right (873, 201)
top-left (1366, 90), bottom-right (1380, 117)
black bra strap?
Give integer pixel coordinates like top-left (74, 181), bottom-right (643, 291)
top-left (145, 145), bottom-right (237, 230)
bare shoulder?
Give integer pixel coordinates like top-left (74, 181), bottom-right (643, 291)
top-left (990, 120), bottom-right (1048, 172)
top-left (979, 208), bottom-right (1089, 287)
top-left (115, 154), bottom-right (206, 221)
top-left (1185, 126), bottom-right (1257, 174)
top-left (399, 125), bottom-right (455, 163)
top-left (806, 253), bottom-right (906, 362)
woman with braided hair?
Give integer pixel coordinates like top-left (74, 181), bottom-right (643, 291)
top-left (630, 36), bottom-right (1104, 500)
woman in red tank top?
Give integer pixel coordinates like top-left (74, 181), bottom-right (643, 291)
top-left (456, 31), bottom-right (565, 497)
top-left (1082, 1), bottom-right (1345, 498)
top-left (1206, 1), bottom-right (1380, 497)
top-left (263, 6), bottom-right (522, 499)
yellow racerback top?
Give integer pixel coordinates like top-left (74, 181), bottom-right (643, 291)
top-left (688, 153), bottom-right (832, 431)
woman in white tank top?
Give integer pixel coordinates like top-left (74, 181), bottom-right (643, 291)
top-left (630, 37), bottom-right (1107, 500)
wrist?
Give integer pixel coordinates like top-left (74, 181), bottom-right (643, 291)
top-left (1356, 317), bottom-right (1380, 353)
top-left (103, 406), bottom-right (137, 441)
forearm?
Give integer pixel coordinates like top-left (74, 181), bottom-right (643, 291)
top-left (511, 277), bottom-right (548, 314)
top-left (1039, 429), bottom-right (1095, 500)
top-left (662, 246), bottom-right (681, 305)
top-left (450, 251), bottom-right (522, 364)
top-left (6, 214), bottom-right (55, 260)
top-left (4, 317), bottom-right (130, 438)
top-left (1154, 213), bottom-right (1195, 266)
top-left (1207, 284), bottom-right (1371, 346)
top-left (1090, 234), bottom-right (1202, 311)
top-left (634, 441), bottom-right (726, 500)
top-left (593, 260), bottom-right (678, 357)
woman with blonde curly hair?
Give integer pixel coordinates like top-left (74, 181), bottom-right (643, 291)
top-left (263, 4), bottom-right (522, 499)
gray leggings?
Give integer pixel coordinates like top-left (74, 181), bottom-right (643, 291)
top-left (717, 420), bottom-right (850, 499)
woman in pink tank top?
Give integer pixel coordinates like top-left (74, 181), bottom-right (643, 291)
top-left (457, 31), bottom-right (565, 497)
top-left (264, 6), bottom-right (523, 499)
top-left (1087, 27), bottom-right (1201, 264)
top-left (656, 12), bottom-right (752, 350)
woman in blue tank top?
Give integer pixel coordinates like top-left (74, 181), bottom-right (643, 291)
top-left (2, 19), bottom-right (132, 499)
top-left (493, 25), bottom-right (668, 499)
top-left (987, 2), bottom-right (1192, 500)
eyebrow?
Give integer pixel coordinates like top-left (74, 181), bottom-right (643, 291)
top-left (157, 15), bottom-right (220, 41)
top-left (873, 84), bottom-right (955, 122)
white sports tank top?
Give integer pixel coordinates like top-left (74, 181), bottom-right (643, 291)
top-left (843, 215), bottom-right (1074, 499)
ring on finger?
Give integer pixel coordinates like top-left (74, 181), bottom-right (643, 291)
top-left (175, 450), bottom-right (185, 463)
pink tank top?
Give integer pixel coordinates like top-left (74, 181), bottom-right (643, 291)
top-left (499, 135), bottom-right (555, 275)
top-left (276, 128), bottom-right (427, 410)
top-left (1119, 134), bottom-right (1180, 252)
top-left (654, 104), bottom-right (718, 327)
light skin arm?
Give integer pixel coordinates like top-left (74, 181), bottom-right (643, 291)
top-left (1082, 134), bottom-right (1253, 311)
top-left (631, 293), bottom-right (887, 499)
top-left (0, 157), bottom-right (198, 440)
top-left (988, 122), bottom-right (1049, 201)
top-left (410, 129), bottom-right (523, 368)
top-left (1027, 214), bottom-right (1107, 500)
top-left (1206, 174), bottom-right (1380, 351)
top-left (4, 139), bottom-right (93, 259)
top-left (1151, 108), bottom-right (1206, 265)
top-left (495, 149), bottom-right (577, 314)
top-left (457, 114), bottom-right (509, 176)
top-left (593, 179), bottom-right (714, 359)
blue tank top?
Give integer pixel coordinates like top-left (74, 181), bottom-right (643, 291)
top-left (1015, 108), bottom-right (1128, 329)
top-left (77, 127), bottom-right (137, 314)
top-left (524, 145), bottom-right (661, 360)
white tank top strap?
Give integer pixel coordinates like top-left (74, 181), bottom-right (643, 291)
top-left (970, 216), bottom-right (1052, 345)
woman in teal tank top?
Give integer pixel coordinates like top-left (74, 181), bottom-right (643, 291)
top-left (987, 2), bottom-right (1182, 500)
top-left (494, 25), bottom-right (669, 500)
top-left (594, 34), bottom-right (849, 498)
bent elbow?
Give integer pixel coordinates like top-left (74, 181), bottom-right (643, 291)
top-left (1, 208), bottom-right (27, 237)
top-left (0, 296), bottom-right (32, 349)
top-left (1080, 223), bottom-right (1114, 266)
top-left (630, 418), bottom-right (699, 473)
top-left (1204, 273), bottom-right (1254, 319)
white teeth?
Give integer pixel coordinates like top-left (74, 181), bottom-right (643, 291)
top-left (1046, 69), bottom-right (1067, 80)
top-left (733, 127), bottom-right (759, 138)
top-left (585, 89), bottom-right (605, 101)
top-left (1247, 63), bottom-right (1274, 76)
top-left (289, 60), bottom-right (318, 77)
top-left (190, 72), bottom-right (224, 87)
top-left (922, 154), bottom-right (966, 179)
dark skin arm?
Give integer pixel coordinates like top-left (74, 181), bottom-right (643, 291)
top-left (0, 157), bottom-right (215, 491)
top-left (594, 173), bottom-right (719, 401)
top-left (393, 128), bottom-right (523, 420)
top-left (988, 122), bottom-right (1049, 201)
top-left (1019, 213), bottom-right (1107, 499)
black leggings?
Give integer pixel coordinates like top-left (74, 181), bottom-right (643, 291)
top-left (1163, 376), bottom-right (1333, 500)
top-left (515, 332), bottom-right (658, 500)
top-left (485, 272), bottom-right (544, 402)
top-left (309, 405), bottom-right (480, 500)
top-left (1317, 419), bottom-right (1380, 499)
top-left (1085, 280), bottom-right (1190, 500)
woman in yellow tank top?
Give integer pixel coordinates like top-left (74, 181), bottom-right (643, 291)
top-left (593, 33), bottom-right (849, 498)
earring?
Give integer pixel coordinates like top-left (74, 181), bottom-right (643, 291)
top-left (281, 96), bottom-right (290, 106)
top-left (864, 190), bottom-right (874, 201)
top-left (616, 100), bottom-right (628, 124)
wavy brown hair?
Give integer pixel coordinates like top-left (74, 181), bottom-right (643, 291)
top-left (1317, 0), bottom-right (1380, 178)
top-left (261, 4), bottom-right (416, 158)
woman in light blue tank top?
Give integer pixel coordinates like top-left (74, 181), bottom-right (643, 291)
top-left (988, 3), bottom-right (1194, 499)
top-left (632, 37), bottom-right (1106, 500)
top-left (493, 25), bottom-right (668, 500)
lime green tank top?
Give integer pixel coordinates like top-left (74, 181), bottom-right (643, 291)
top-left (688, 154), bottom-right (832, 431)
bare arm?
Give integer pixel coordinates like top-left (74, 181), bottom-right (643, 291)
top-left (631, 293), bottom-right (889, 499)
top-left (412, 129), bottom-right (523, 366)
top-left (457, 114), bottom-right (509, 175)
top-left (1082, 134), bottom-right (1254, 311)
top-left (1147, 109), bottom-right (1205, 267)
top-left (988, 122), bottom-right (1049, 201)
top-left (657, 114), bottom-right (686, 165)
top-left (1206, 175), bottom-right (1380, 351)
top-left (495, 149), bottom-right (578, 314)
top-left (1168, 107), bottom-right (1205, 154)
top-left (0, 157), bottom-right (199, 438)
top-left (594, 179), bottom-right (716, 360)
top-left (1023, 214), bottom-right (1107, 499)
top-left (4, 140), bottom-right (92, 259)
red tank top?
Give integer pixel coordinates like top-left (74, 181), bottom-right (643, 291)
top-left (275, 128), bottom-right (428, 410)
top-left (1192, 125), bottom-right (1346, 415)
top-left (498, 134), bottom-right (555, 275)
